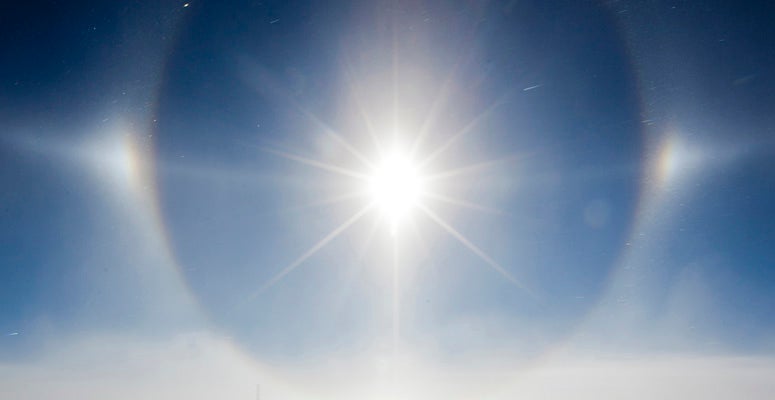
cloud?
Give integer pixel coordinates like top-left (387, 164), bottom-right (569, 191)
top-left (0, 333), bottom-right (274, 400)
top-left (1, 332), bottom-right (773, 400)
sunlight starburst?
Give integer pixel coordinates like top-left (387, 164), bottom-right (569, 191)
top-left (260, 128), bottom-right (529, 293)
top-left (255, 62), bottom-right (532, 303)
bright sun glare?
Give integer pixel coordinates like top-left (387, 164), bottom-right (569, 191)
top-left (258, 106), bottom-right (528, 294)
top-left (368, 153), bottom-right (424, 231)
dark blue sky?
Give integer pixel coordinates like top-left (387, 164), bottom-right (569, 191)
top-left (1, 1), bottom-right (775, 398)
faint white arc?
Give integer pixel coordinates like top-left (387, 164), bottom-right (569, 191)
top-left (417, 94), bottom-right (507, 169)
top-left (423, 155), bottom-right (519, 182)
top-left (254, 204), bottom-right (373, 295)
top-left (424, 191), bottom-right (508, 216)
top-left (276, 190), bottom-right (367, 215)
top-left (419, 204), bottom-right (530, 293)
top-left (319, 124), bottom-right (377, 170)
top-left (342, 58), bottom-right (384, 155)
top-left (264, 148), bottom-right (370, 181)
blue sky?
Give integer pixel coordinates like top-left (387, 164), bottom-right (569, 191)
top-left (1, 0), bottom-right (774, 398)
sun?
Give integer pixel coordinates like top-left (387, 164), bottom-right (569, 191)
top-left (368, 152), bottom-right (425, 232)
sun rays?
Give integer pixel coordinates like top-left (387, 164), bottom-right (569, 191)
top-left (252, 203), bottom-right (375, 297)
top-left (256, 104), bottom-right (530, 297)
